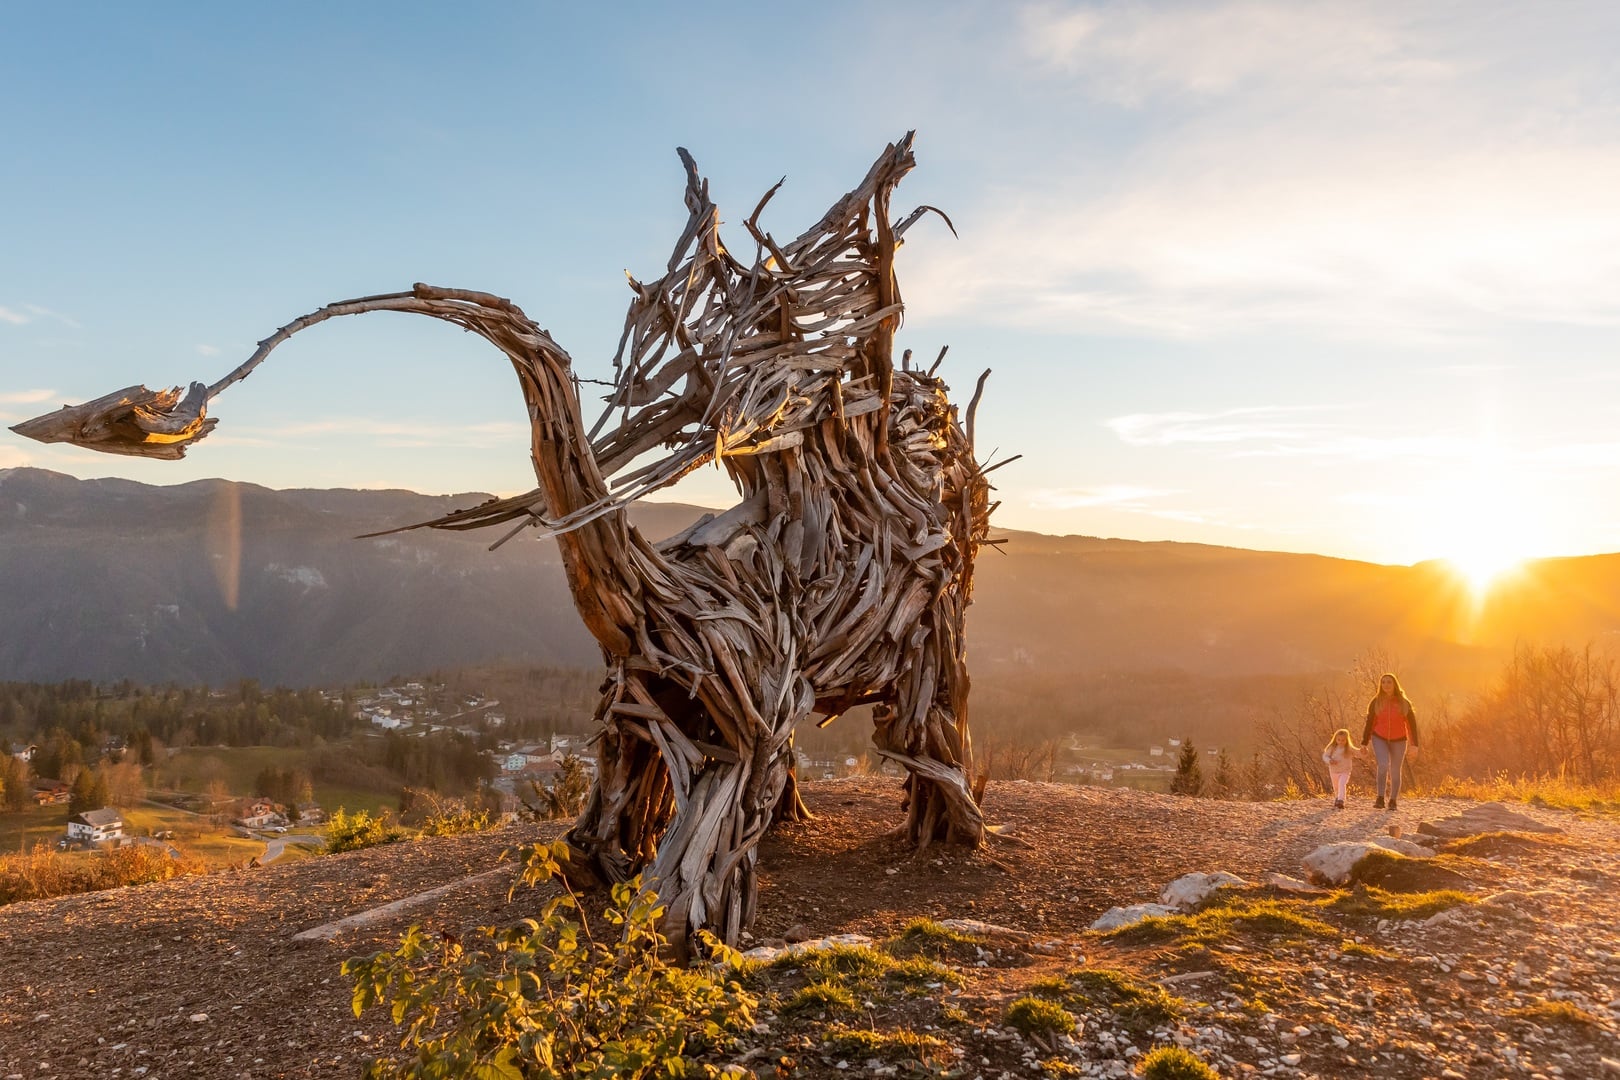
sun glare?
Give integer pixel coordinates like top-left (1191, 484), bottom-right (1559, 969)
top-left (1420, 454), bottom-right (1539, 600)
top-left (1445, 546), bottom-right (1525, 598)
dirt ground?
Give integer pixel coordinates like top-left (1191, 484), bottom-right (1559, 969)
top-left (1, 779), bottom-right (1617, 1079)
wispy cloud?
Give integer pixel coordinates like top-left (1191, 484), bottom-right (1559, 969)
top-left (0, 389), bottom-right (56, 405)
top-left (252, 418), bottom-right (529, 450)
top-left (0, 304), bottom-right (81, 329)
top-left (1029, 483), bottom-right (1178, 510)
top-left (1106, 406), bottom-right (1489, 463)
top-left (1110, 404), bottom-right (1620, 471)
top-left (906, 2), bottom-right (1620, 340)
top-left (1027, 483), bottom-right (1264, 534)
top-left (24, 304), bottom-right (81, 330)
top-left (1107, 406), bottom-right (1338, 447)
top-left (1020, 1), bottom-right (1443, 104)
top-left (196, 344), bottom-right (222, 357)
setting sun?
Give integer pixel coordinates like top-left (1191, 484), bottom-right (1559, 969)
top-left (1445, 546), bottom-right (1526, 597)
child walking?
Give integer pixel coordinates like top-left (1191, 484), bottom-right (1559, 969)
top-left (1322, 728), bottom-right (1357, 809)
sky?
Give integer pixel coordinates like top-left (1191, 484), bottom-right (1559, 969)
top-left (4, 2), bottom-right (1620, 570)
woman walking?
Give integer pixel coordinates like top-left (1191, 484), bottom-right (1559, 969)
top-left (1360, 673), bottom-right (1420, 810)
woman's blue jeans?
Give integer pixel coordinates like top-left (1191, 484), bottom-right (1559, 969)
top-left (1370, 735), bottom-right (1407, 803)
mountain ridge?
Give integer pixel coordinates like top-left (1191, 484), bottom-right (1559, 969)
top-left (5, 467), bottom-right (1620, 689)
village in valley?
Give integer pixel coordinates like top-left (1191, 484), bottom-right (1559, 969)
top-left (2, 673), bottom-right (1205, 874)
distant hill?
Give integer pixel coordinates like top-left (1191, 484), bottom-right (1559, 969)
top-left (3, 467), bottom-right (1619, 689)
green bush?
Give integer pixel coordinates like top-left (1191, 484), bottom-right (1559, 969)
top-left (406, 789), bottom-right (498, 837)
top-left (325, 807), bottom-right (406, 853)
top-left (1136, 1046), bottom-right (1219, 1079)
top-left (344, 840), bottom-right (757, 1079)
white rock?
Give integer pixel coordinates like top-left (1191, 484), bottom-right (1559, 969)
top-left (737, 933), bottom-right (873, 964)
top-left (1091, 903), bottom-right (1179, 931)
top-left (1302, 842), bottom-right (1382, 886)
top-left (937, 918), bottom-right (1030, 939)
top-left (1262, 872), bottom-right (1329, 895)
top-left (1369, 837), bottom-right (1436, 858)
top-left (188, 1013), bottom-right (208, 1023)
top-left (1160, 871), bottom-right (1249, 910)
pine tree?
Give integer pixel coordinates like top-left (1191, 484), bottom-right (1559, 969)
top-left (69, 767), bottom-right (105, 814)
top-left (0, 757), bottom-right (27, 811)
top-left (1242, 752), bottom-right (1268, 801)
top-left (1170, 738), bottom-right (1203, 796)
top-left (1212, 747), bottom-right (1236, 799)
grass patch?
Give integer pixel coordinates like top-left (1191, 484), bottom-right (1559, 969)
top-left (886, 955), bottom-right (965, 991)
top-left (780, 980), bottom-right (858, 1017)
top-left (1033, 967), bottom-right (1182, 1033)
top-left (158, 745), bottom-right (398, 814)
top-left (1135, 1045), bottom-right (1220, 1079)
top-left (1349, 848), bottom-right (1476, 891)
top-left (1339, 939), bottom-right (1397, 960)
top-left (1042, 1059), bottom-right (1084, 1078)
top-left (0, 803), bottom-right (71, 852)
top-left (1328, 885), bottom-right (1476, 920)
top-left (1417, 772), bottom-right (1620, 812)
top-left (884, 917), bottom-right (982, 961)
top-left (1510, 999), bottom-right (1602, 1027)
top-left (1106, 894), bottom-right (1336, 947)
top-left (821, 1026), bottom-right (949, 1065)
top-left (1004, 996), bottom-right (1076, 1038)
top-left (1440, 830), bottom-right (1572, 858)
top-left (776, 942), bottom-right (894, 981)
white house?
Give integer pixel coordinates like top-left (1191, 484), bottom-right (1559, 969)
top-left (235, 798), bottom-right (283, 829)
top-left (66, 808), bottom-right (125, 845)
top-left (8, 742), bottom-right (35, 762)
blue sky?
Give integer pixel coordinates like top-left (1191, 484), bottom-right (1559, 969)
top-left (5, 2), bottom-right (1620, 570)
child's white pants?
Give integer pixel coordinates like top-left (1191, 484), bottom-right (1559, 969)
top-left (1330, 770), bottom-right (1351, 801)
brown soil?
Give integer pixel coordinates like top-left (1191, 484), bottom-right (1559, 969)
top-left (2, 779), bottom-right (1617, 1079)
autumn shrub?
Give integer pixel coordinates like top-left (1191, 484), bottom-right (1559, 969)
top-left (344, 841), bottom-right (757, 1079)
top-left (521, 754), bottom-right (592, 820)
top-left (404, 789), bottom-right (497, 837)
top-left (0, 842), bottom-right (202, 906)
top-left (325, 807), bottom-right (406, 853)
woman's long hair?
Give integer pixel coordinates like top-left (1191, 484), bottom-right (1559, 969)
top-left (1369, 671), bottom-right (1411, 711)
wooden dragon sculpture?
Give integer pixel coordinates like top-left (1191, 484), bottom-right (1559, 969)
top-left (11, 134), bottom-right (1005, 948)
